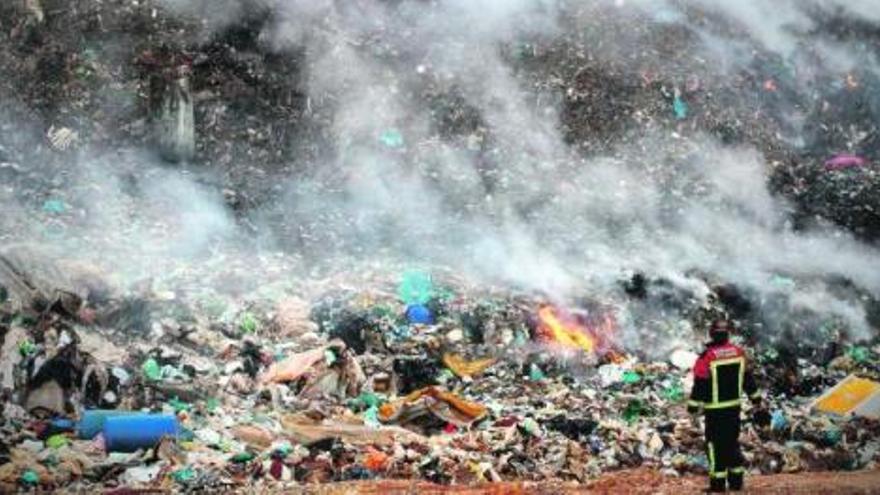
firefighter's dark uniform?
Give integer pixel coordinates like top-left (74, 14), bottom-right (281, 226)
top-left (689, 339), bottom-right (760, 492)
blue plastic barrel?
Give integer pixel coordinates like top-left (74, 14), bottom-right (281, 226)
top-left (103, 414), bottom-right (179, 452)
top-left (78, 410), bottom-right (139, 439)
top-left (405, 304), bottom-right (434, 324)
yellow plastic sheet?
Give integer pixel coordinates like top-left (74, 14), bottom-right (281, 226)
top-left (813, 375), bottom-right (880, 416)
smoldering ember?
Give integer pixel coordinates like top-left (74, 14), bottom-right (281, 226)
top-left (1, 0), bottom-right (880, 493)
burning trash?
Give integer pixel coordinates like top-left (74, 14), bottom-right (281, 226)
top-left (536, 304), bottom-right (619, 358)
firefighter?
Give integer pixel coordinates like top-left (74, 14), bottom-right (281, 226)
top-left (688, 319), bottom-right (763, 492)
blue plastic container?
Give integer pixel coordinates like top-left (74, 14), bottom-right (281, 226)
top-left (103, 414), bottom-right (179, 452)
top-left (405, 304), bottom-right (434, 325)
top-left (50, 418), bottom-right (76, 431)
top-left (77, 410), bottom-right (142, 439)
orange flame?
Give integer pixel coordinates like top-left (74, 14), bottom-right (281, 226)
top-left (537, 305), bottom-right (619, 356)
top-left (537, 306), bottom-right (596, 353)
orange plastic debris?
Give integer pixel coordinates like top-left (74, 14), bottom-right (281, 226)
top-left (442, 353), bottom-right (496, 378)
top-left (363, 448), bottom-right (389, 471)
top-left (378, 386), bottom-right (487, 423)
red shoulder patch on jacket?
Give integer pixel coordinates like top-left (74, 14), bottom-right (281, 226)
top-left (693, 343), bottom-right (744, 378)
top-left (693, 351), bottom-right (711, 379)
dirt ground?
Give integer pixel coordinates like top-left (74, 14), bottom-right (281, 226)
top-left (290, 469), bottom-right (880, 495)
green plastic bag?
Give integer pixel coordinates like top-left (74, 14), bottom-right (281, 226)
top-left (350, 392), bottom-right (383, 410)
top-left (168, 396), bottom-right (191, 413)
top-left (364, 406), bottom-right (381, 428)
top-left (239, 312), bottom-right (258, 334)
top-left (673, 96), bottom-right (688, 120)
top-left (45, 434), bottom-right (69, 449)
top-left (664, 382), bottom-right (684, 402)
top-left (622, 371), bottom-right (641, 384)
top-left (171, 467), bottom-right (196, 483)
top-left (20, 469), bottom-right (39, 485)
top-left (379, 129), bottom-right (405, 148)
top-left (42, 199), bottom-right (67, 214)
top-left (142, 358), bottom-right (162, 381)
top-left (398, 270), bottom-right (433, 305)
top-left (18, 339), bottom-right (36, 357)
top-left (848, 346), bottom-right (871, 364)
top-left (529, 363), bottom-right (546, 381)
top-left (623, 399), bottom-right (644, 424)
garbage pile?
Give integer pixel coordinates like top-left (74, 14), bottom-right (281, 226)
top-left (2, 260), bottom-right (879, 492)
top-left (1, 0), bottom-right (880, 492)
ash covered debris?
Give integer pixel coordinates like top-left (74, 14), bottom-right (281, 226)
top-left (0, 0), bottom-right (880, 492)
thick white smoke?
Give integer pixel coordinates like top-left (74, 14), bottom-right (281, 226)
top-left (2, 0), bottom-right (878, 354)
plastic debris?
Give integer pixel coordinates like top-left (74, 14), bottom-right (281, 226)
top-left (812, 375), bottom-right (880, 419)
top-left (442, 353), bottom-right (496, 378)
top-left (622, 370), bottom-right (642, 384)
top-left (103, 414), bottom-right (179, 452)
top-left (528, 363), bottom-right (546, 381)
top-left (663, 381), bottom-right (684, 402)
top-left (405, 304), bottom-right (434, 325)
top-left (848, 346), bottom-right (871, 364)
top-left (45, 434), bottom-right (69, 449)
top-left (20, 469), bottom-right (39, 486)
top-left (598, 363), bottom-right (626, 387)
top-left (521, 417), bottom-right (541, 437)
top-left (378, 386), bottom-right (487, 427)
top-left (18, 339), bottom-right (36, 357)
top-left (239, 312), bottom-right (259, 334)
top-left (771, 410), bottom-right (788, 431)
top-left (623, 399), bottom-right (646, 424)
top-left (379, 129), bottom-right (405, 149)
top-left (171, 467), bottom-right (196, 484)
top-left (824, 154), bottom-right (869, 170)
top-left (41, 199), bottom-right (67, 214)
top-left (259, 341), bottom-right (345, 384)
top-left (141, 358), bottom-right (162, 381)
top-left (121, 465), bottom-right (162, 485)
top-left (47, 126), bottom-right (79, 150)
top-left (669, 349), bottom-right (698, 370)
top-left (398, 270), bottom-right (433, 305)
top-left (363, 448), bottom-right (389, 471)
top-left (673, 94), bottom-right (688, 120)
top-left (78, 410), bottom-right (141, 439)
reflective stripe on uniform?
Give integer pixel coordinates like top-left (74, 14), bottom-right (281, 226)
top-left (710, 471), bottom-right (728, 479)
top-left (704, 398), bottom-right (742, 410)
top-left (730, 467), bottom-right (746, 474)
top-left (709, 356), bottom-right (745, 407)
top-left (708, 442), bottom-right (716, 475)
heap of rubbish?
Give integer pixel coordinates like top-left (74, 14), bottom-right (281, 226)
top-left (1, 0), bottom-right (880, 492)
top-left (1, 258), bottom-right (879, 492)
